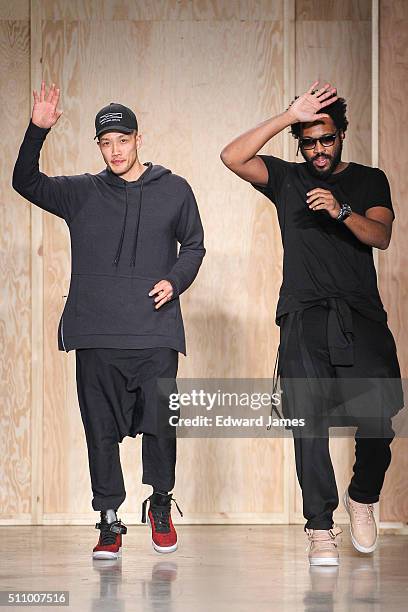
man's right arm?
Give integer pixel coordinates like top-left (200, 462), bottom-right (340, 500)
top-left (12, 80), bottom-right (83, 223)
top-left (220, 81), bottom-right (338, 187)
top-left (219, 110), bottom-right (297, 186)
top-left (12, 120), bottom-right (75, 221)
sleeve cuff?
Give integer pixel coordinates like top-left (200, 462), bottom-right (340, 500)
top-left (26, 120), bottom-right (51, 139)
top-left (165, 276), bottom-right (180, 300)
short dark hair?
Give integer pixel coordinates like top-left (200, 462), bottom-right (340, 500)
top-left (287, 96), bottom-right (349, 140)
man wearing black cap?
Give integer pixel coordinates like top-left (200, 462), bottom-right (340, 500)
top-left (13, 82), bottom-right (205, 559)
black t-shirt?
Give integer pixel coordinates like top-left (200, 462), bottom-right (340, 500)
top-left (251, 156), bottom-right (394, 324)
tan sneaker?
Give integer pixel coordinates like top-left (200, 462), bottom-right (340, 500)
top-left (343, 489), bottom-right (378, 553)
top-left (306, 526), bottom-right (342, 566)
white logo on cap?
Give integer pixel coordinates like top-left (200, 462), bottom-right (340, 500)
top-left (99, 112), bottom-right (123, 125)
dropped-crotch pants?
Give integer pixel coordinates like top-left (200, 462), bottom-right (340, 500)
top-left (75, 347), bottom-right (179, 511)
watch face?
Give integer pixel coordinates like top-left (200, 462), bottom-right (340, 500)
top-left (344, 204), bottom-right (352, 218)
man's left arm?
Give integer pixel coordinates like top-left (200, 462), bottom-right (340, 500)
top-left (149, 183), bottom-right (206, 309)
top-left (306, 169), bottom-right (394, 250)
top-left (342, 206), bottom-right (393, 250)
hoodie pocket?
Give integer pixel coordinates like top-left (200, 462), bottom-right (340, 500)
top-left (75, 273), bottom-right (177, 336)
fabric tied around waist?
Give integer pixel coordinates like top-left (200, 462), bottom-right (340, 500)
top-left (325, 297), bottom-right (354, 366)
top-left (298, 297), bottom-right (354, 372)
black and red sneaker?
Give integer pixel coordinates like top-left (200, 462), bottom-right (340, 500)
top-left (141, 492), bottom-right (183, 554)
top-left (93, 511), bottom-right (127, 560)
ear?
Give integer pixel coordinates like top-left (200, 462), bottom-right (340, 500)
top-left (136, 132), bottom-right (143, 149)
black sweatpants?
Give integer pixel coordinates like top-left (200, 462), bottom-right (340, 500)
top-left (75, 347), bottom-right (178, 511)
top-left (279, 304), bottom-right (400, 530)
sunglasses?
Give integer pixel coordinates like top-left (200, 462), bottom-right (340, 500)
top-left (297, 131), bottom-right (339, 151)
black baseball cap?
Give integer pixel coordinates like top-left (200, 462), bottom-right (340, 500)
top-left (94, 102), bottom-right (138, 140)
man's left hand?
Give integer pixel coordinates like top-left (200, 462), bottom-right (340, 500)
top-left (306, 188), bottom-right (341, 219)
top-left (148, 280), bottom-right (174, 309)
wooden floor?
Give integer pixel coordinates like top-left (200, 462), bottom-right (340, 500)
top-left (1, 525), bottom-right (407, 611)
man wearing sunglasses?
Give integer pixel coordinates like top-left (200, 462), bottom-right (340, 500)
top-left (220, 80), bottom-right (403, 566)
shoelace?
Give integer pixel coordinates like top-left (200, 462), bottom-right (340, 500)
top-left (98, 522), bottom-right (118, 546)
top-left (95, 519), bottom-right (127, 546)
top-left (151, 506), bottom-right (171, 533)
top-left (141, 494), bottom-right (183, 530)
top-left (349, 500), bottom-right (374, 525)
top-left (305, 526), bottom-right (343, 552)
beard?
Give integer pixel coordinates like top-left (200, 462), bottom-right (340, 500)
top-left (304, 140), bottom-right (343, 180)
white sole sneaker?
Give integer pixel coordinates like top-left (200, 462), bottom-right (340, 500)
top-left (343, 490), bottom-right (378, 553)
top-left (93, 549), bottom-right (121, 560)
top-left (309, 557), bottom-right (339, 566)
top-left (152, 541), bottom-right (178, 554)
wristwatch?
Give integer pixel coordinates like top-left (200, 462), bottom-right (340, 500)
top-left (336, 202), bottom-right (352, 222)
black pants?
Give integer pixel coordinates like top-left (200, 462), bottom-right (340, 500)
top-left (75, 347), bottom-right (178, 511)
top-left (293, 425), bottom-right (394, 530)
top-left (279, 305), bottom-right (398, 530)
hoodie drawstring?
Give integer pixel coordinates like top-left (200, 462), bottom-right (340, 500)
top-left (130, 176), bottom-right (145, 267)
top-left (112, 184), bottom-right (128, 266)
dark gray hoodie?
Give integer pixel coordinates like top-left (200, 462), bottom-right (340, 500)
top-left (12, 121), bottom-right (205, 355)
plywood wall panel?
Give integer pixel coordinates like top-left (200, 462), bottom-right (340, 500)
top-left (192, 0), bottom-right (282, 20)
top-left (0, 1), bottom-right (29, 20)
top-left (42, 0), bottom-right (193, 21)
top-left (174, 17), bottom-right (285, 518)
top-left (41, 0), bottom-right (283, 21)
top-left (0, 16), bottom-right (31, 517)
top-left (296, 0), bottom-right (371, 21)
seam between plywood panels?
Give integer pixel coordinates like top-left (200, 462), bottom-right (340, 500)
top-left (372, 0), bottom-right (381, 526)
top-left (372, 0), bottom-right (379, 274)
top-left (283, 0), bottom-right (296, 524)
top-left (30, 0), bottom-right (43, 525)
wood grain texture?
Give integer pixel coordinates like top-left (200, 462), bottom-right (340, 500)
top-left (296, 0), bottom-right (371, 21)
top-left (192, 0), bottom-right (282, 20)
top-left (41, 0), bottom-right (282, 21)
top-left (29, 0), bottom-right (45, 527)
top-left (0, 0), bottom-right (29, 20)
top-left (378, 0), bottom-right (408, 523)
top-left (0, 19), bottom-right (31, 516)
top-left (42, 0), bottom-right (192, 20)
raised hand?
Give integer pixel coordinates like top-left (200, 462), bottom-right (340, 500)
top-left (288, 80), bottom-right (338, 124)
top-left (32, 81), bottom-right (63, 129)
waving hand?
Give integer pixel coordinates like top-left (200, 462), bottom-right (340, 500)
top-left (32, 81), bottom-right (63, 129)
top-left (288, 81), bottom-right (338, 124)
